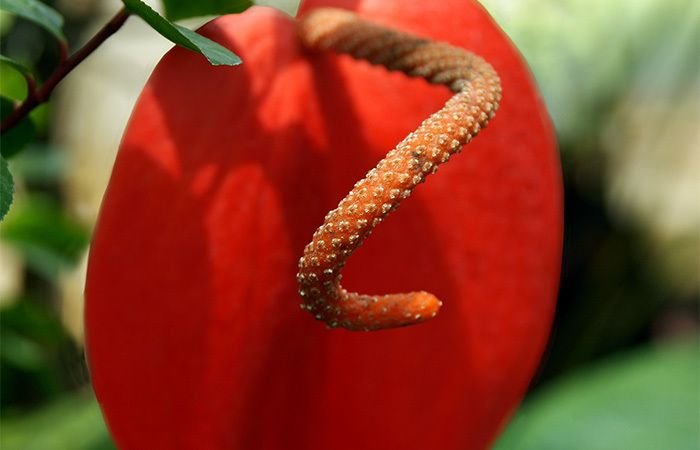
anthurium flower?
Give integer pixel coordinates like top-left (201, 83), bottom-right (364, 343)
top-left (85, 1), bottom-right (562, 449)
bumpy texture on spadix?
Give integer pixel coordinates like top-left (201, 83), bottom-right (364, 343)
top-left (297, 9), bottom-right (502, 331)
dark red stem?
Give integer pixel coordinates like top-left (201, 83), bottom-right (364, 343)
top-left (1, 8), bottom-right (131, 134)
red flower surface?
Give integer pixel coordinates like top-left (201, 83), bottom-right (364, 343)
top-left (85, 1), bottom-right (562, 449)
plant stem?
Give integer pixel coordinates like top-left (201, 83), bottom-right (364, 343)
top-left (0, 8), bottom-right (131, 134)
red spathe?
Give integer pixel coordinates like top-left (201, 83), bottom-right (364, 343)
top-left (85, 1), bottom-right (562, 449)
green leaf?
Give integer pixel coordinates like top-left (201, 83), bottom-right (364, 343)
top-left (0, 54), bottom-right (31, 76)
top-left (0, 0), bottom-right (65, 43)
top-left (1, 96), bottom-right (36, 158)
top-left (0, 392), bottom-right (115, 450)
top-left (0, 329), bottom-right (47, 371)
top-left (0, 298), bottom-right (69, 348)
top-left (122, 0), bottom-right (241, 66)
top-left (0, 298), bottom-right (79, 407)
top-left (171, 23), bottom-right (242, 65)
top-left (0, 195), bottom-right (90, 278)
top-left (8, 143), bottom-right (64, 183)
top-left (493, 340), bottom-right (700, 450)
top-left (0, 62), bottom-right (28, 101)
top-left (0, 154), bottom-right (13, 220)
top-left (162, 0), bottom-right (252, 21)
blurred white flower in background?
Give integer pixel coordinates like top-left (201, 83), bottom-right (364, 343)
top-left (0, 242), bottom-right (22, 305)
top-left (483, 0), bottom-right (699, 296)
top-left (603, 76), bottom-right (699, 297)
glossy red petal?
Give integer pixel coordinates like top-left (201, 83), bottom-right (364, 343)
top-left (85, 2), bottom-right (561, 450)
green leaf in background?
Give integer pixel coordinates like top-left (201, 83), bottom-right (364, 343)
top-left (493, 340), bottom-right (700, 450)
top-left (1, 328), bottom-right (47, 371)
top-left (162, 0), bottom-right (252, 21)
top-left (7, 143), bottom-right (64, 183)
top-left (122, 0), bottom-right (241, 66)
top-left (0, 154), bottom-right (13, 220)
top-left (0, 0), bottom-right (65, 43)
top-left (0, 54), bottom-right (31, 77)
top-left (0, 298), bottom-right (75, 400)
top-left (1, 97), bottom-right (36, 158)
top-left (0, 62), bottom-right (28, 101)
top-left (0, 392), bottom-right (115, 450)
top-left (0, 195), bottom-right (89, 278)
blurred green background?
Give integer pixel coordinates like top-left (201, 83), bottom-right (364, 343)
top-left (0, 0), bottom-right (698, 449)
